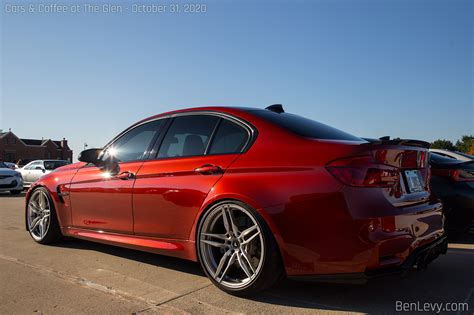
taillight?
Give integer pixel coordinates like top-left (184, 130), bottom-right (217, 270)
top-left (432, 168), bottom-right (474, 182)
top-left (326, 155), bottom-right (399, 187)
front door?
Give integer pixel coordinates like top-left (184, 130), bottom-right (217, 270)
top-left (133, 114), bottom-right (251, 239)
top-left (69, 119), bottom-right (165, 233)
top-left (69, 161), bottom-right (143, 233)
top-left (22, 161), bottom-right (44, 184)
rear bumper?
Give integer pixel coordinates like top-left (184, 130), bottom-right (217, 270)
top-left (268, 195), bottom-right (444, 276)
top-left (368, 234), bottom-right (448, 275)
top-left (289, 235), bottom-right (448, 283)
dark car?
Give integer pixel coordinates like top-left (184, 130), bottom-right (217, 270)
top-left (430, 152), bottom-right (474, 239)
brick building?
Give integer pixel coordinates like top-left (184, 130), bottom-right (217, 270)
top-left (0, 130), bottom-right (73, 163)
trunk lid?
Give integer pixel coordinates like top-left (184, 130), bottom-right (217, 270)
top-left (326, 139), bottom-right (431, 207)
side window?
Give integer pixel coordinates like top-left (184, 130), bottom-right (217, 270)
top-left (25, 162), bottom-right (42, 170)
top-left (158, 115), bottom-right (219, 158)
top-left (104, 120), bottom-right (163, 163)
top-left (208, 119), bottom-right (249, 154)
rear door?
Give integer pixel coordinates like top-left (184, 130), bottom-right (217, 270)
top-left (133, 114), bottom-right (252, 239)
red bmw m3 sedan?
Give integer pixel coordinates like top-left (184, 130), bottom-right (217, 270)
top-left (25, 105), bottom-right (447, 295)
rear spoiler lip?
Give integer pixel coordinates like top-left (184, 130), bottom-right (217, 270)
top-left (361, 138), bottom-right (430, 149)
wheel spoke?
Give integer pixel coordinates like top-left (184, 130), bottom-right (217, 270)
top-left (214, 249), bottom-right (232, 278)
top-left (241, 229), bottom-right (260, 244)
top-left (29, 216), bottom-right (41, 231)
top-left (29, 202), bottom-right (41, 214)
top-left (222, 205), bottom-right (240, 236)
top-left (39, 218), bottom-right (45, 238)
top-left (201, 232), bottom-right (227, 240)
top-left (237, 252), bottom-right (253, 279)
top-left (41, 217), bottom-right (49, 238)
top-left (201, 239), bottom-right (226, 248)
top-left (39, 193), bottom-right (46, 210)
top-left (217, 251), bottom-right (237, 283)
top-left (201, 232), bottom-right (227, 248)
top-left (221, 207), bottom-right (231, 234)
top-left (240, 224), bottom-right (257, 239)
top-left (240, 248), bottom-right (256, 274)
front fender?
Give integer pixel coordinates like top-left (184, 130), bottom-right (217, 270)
top-left (25, 166), bottom-right (82, 230)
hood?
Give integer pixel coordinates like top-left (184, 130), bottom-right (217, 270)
top-left (0, 168), bottom-right (20, 176)
top-left (53, 162), bottom-right (84, 172)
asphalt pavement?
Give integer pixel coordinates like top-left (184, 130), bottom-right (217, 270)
top-left (1, 192), bottom-right (473, 314)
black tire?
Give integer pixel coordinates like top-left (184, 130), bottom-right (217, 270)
top-left (26, 187), bottom-right (62, 244)
top-left (197, 200), bottom-right (284, 296)
top-left (10, 190), bottom-right (22, 195)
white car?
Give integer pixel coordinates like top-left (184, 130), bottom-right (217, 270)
top-left (19, 160), bottom-right (70, 188)
top-left (0, 162), bottom-right (23, 195)
top-left (429, 149), bottom-right (473, 162)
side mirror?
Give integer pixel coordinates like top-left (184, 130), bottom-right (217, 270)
top-left (78, 148), bottom-right (103, 165)
top-left (35, 166), bottom-right (44, 172)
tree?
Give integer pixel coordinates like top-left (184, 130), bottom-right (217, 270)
top-left (455, 135), bottom-right (474, 154)
top-left (431, 139), bottom-right (455, 151)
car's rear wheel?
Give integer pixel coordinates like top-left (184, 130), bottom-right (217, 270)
top-left (26, 187), bottom-right (62, 244)
top-left (197, 201), bottom-right (283, 296)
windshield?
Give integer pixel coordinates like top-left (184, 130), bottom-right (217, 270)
top-left (0, 162), bottom-right (7, 168)
top-left (44, 160), bottom-right (69, 170)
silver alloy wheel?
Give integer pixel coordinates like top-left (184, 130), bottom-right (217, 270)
top-left (199, 203), bottom-right (264, 289)
top-left (27, 189), bottom-right (51, 241)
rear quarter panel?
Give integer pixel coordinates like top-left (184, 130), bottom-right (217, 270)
top-left (189, 117), bottom-right (367, 273)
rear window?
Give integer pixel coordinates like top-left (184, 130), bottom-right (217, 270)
top-left (248, 110), bottom-right (364, 141)
top-left (456, 151), bottom-right (474, 160)
top-left (430, 153), bottom-right (465, 165)
top-left (208, 119), bottom-right (249, 154)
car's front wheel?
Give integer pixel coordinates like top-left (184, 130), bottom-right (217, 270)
top-left (26, 187), bottom-right (62, 244)
top-left (197, 201), bottom-right (283, 296)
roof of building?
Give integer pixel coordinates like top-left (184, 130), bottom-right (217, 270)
top-left (21, 139), bottom-right (66, 148)
top-left (22, 139), bottom-right (44, 146)
top-left (1, 131), bottom-right (69, 150)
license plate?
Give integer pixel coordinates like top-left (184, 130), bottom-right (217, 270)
top-left (405, 170), bottom-right (423, 193)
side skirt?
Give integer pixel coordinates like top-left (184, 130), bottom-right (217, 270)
top-left (61, 227), bottom-right (197, 261)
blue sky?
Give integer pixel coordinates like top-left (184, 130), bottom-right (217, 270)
top-left (1, 0), bottom-right (472, 160)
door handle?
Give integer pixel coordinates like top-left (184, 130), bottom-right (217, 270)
top-left (194, 164), bottom-right (223, 175)
top-left (116, 171), bottom-right (135, 180)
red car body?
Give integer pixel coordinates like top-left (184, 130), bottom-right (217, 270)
top-left (26, 106), bottom-right (446, 279)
